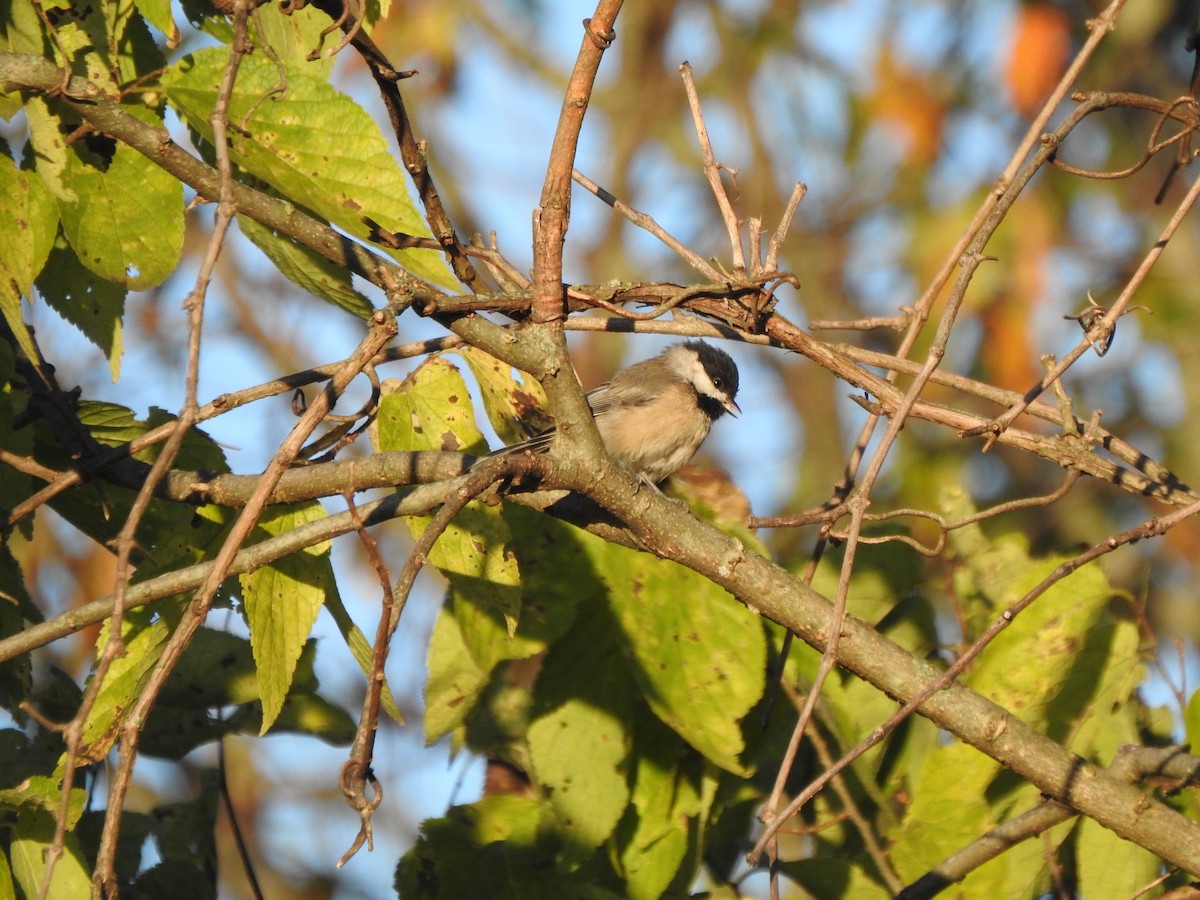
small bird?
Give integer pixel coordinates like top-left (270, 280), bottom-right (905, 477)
top-left (486, 340), bottom-right (740, 484)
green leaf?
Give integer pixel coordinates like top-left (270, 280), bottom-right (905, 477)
top-left (134, 0), bottom-right (179, 45)
top-left (1055, 610), bottom-right (1142, 760)
top-left (780, 859), bottom-right (891, 900)
top-left (0, 775), bottom-right (86, 827)
top-left (0, 843), bottom-right (14, 900)
top-left (456, 506), bottom-right (602, 688)
top-left (140, 706), bottom-right (238, 761)
top-left (529, 698), bottom-right (629, 853)
top-left (0, 0), bottom-right (45, 57)
top-left (250, 691), bottom-right (355, 744)
top-left (76, 609), bottom-right (174, 765)
top-left (146, 779), bottom-right (218, 872)
top-left (0, 153), bottom-right (57, 289)
top-left (889, 741), bottom-right (998, 887)
top-left (139, 629), bottom-right (353, 756)
top-left (0, 338), bottom-right (33, 541)
top-left (142, 408), bottom-right (231, 472)
top-left (373, 358), bottom-right (488, 456)
top-left (586, 539), bottom-right (766, 775)
top-left (237, 214), bottom-right (373, 318)
top-left (36, 238), bottom-right (127, 380)
top-left (617, 716), bottom-right (705, 900)
top-left (0, 151), bottom-right (58, 361)
top-left (528, 614), bottom-right (634, 857)
top-left (58, 403), bottom-right (229, 472)
top-left (0, 548), bottom-right (34, 718)
top-left (157, 628), bottom-right (315, 709)
top-left (374, 358), bottom-right (525, 660)
top-left (890, 723), bottom-right (1074, 898)
top-left (74, 400), bottom-right (152, 447)
top-left (425, 607), bottom-right (487, 743)
top-left (396, 796), bottom-right (623, 900)
top-left (129, 862), bottom-right (216, 900)
top-left (9, 812), bottom-right (92, 900)
top-left (246, 1), bottom-right (335, 73)
top-left (945, 490), bottom-right (1129, 746)
top-left (41, 104), bottom-right (183, 290)
top-left (1075, 816), bottom-right (1162, 900)
top-left (28, 403), bottom-right (229, 559)
top-left (163, 47), bottom-right (458, 290)
top-left (1186, 688), bottom-right (1200, 750)
top-left (422, 503), bottom-right (523, 654)
top-left (239, 502), bottom-right (332, 733)
top-left (0, 732), bottom-right (57, 812)
top-left (963, 548), bottom-right (1114, 738)
top-left (621, 802), bottom-right (691, 898)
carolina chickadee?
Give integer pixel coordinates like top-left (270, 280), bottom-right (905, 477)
top-left (487, 340), bottom-right (740, 484)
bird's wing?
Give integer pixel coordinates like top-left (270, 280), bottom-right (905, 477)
top-left (486, 429), bottom-right (556, 458)
top-left (486, 359), bottom-right (659, 457)
top-left (584, 367), bottom-right (660, 416)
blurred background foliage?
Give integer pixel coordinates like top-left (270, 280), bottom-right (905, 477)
top-left (357, 0), bottom-right (1200, 634)
top-left (9, 0), bottom-right (1200, 896)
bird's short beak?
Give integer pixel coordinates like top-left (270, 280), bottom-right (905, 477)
top-left (725, 398), bottom-right (741, 417)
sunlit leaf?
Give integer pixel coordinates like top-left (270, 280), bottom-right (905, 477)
top-left (163, 47), bottom-right (458, 290)
top-left (9, 812), bottom-right (91, 900)
top-left (0, 152), bottom-right (57, 361)
top-left (238, 215), bottom-right (374, 319)
top-left (239, 501), bottom-right (333, 733)
top-left (425, 607), bottom-right (487, 743)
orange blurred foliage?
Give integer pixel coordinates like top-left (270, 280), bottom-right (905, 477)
top-left (869, 49), bottom-right (946, 166)
top-left (1006, 4), bottom-right (1072, 116)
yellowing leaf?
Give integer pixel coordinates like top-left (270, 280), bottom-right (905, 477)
top-left (40, 105), bottom-right (184, 291)
top-left (9, 813), bottom-right (91, 900)
top-left (164, 48), bottom-right (458, 290)
top-left (455, 345), bottom-right (552, 447)
top-left (238, 215), bottom-right (373, 319)
top-left (0, 153), bottom-right (58, 362)
top-left (528, 699), bottom-right (629, 852)
top-left (424, 608), bottom-right (487, 743)
top-left (239, 502), bottom-right (333, 733)
top-left (375, 358), bottom-right (524, 655)
top-left (76, 611), bottom-right (173, 765)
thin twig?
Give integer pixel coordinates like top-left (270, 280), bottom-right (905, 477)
top-left (218, 740), bottom-right (265, 900)
top-left (754, 3), bottom-right (1133, 840)
top-left (4, 336), bottom-right (462, 528)
top-left (764, 181), bottom-right (806, 273)
top-left (531, 4), bottom-right (624, 322)
top-left (572, 167), bottom-right (724, 280)
top-left (680, 61), bottom-right (745, 275)
top-left (897, 746), bottom-right (1200, 899)
top-left (307, 0), bottom-right (482, 291)
top-left (782, 683), bottom-right (904, 894)
top-left (337, 463), bottom-right (527, 865)
top-left (968, 165), bottom-right (1200, 446)
top-left (91, 6), bottom-right (256, 891)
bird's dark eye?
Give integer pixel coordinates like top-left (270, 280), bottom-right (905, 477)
top-left (713, 378), bottom-right (723, 389)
